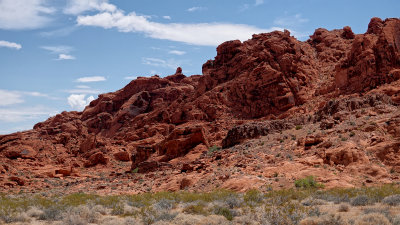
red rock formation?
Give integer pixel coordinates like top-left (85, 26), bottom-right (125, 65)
top-left (1, 17), bottom-right (400, 193)
top-left (335, 18), bottom-right (400, 92)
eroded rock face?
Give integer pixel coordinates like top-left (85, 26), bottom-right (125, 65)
top-left (199, 30), bottom-right (318, 118)
top-left (1, 17), bottom-right (400, 193)
top-left (156, 125), bottom-right (209, 161)
top-left (335, 18), bottom-right (400, 92)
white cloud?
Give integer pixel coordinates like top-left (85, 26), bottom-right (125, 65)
top-left (163, 16), bottom-right (171, 20)
top-left (75, 85), bottom-right (90, 89)
top-left (142, 57), bottom-right (182, 69)
top-left (41, 45), bottom-right (76, 60)
top-left (64, 0), bottom-right (116, 15)
top-left (274, 14), bottom-right (309, 27)
top-left (40, 26), bottom-right (78, 37)
top-left (66, 89), bottom-right (100, 94)
top-left (0, 90), bottom-right (24, 106)
top-left (187, 7), bottom-right (206, 12)
top-left (0, 90), bottom-right (59, 105)
top-left (0, 0), bottom-right (55, 30)
top-left (67, 94), bottom-right (95, 110)
top-left (168, 50), bottom-right (186, 55)
top-left (58, 54), bottom-right (76, 60)
top-left (0, 106), bottom-right (58, 122)
top-left (76, 76), bottom-right (106, 83)
top-left (77, 9), bottom-right (277, 46)
top-left (255, 0), bottom-right (264, 6)
top-left (0, 40), bottom-right (22, 50)
top-left (124, 76), bottom-right (137, 80)
top-left (41, 45), bottom-right (73, 54)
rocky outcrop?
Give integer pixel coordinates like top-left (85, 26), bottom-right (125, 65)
top-left (222, 120), bottom-right (294, 148)
top-left (335, 18), bottom-right (400, 92)
top-left (1, 17), bottom-right (400, 193)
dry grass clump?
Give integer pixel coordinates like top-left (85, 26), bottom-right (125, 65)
top-left (300, 214), bottom-right (348, 225)
top-left (301, 197), bottom-right (327, 206)
top-left (354, 213), bottom-right (391, 225)
top-left (338, 203), bottom-right (350, 212)
top-left (350, 195), bottom-right (372, 206)
top-left (382, 194), bottom-right (400, 206)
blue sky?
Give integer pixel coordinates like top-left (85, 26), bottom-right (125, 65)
top-left (0, 0), bottom-right (399, 134)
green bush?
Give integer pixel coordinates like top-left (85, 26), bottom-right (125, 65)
top-left (208, 145), bottom-right (221, 154)
top-left (213, 206), bottom-right (234, 221)
top-left (295, 176), bottom-right (324, 189)
top-left (244, 189), bottom-right (263, 204)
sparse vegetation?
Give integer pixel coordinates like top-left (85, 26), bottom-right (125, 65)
top-left (296, 125), bottom-right (303, 130)
top-left (295, 176), bottom-right (324, 189)
top-left (208, 145), bottom-right (221, 154)
top-left (1, 185), bottom-right (400, 224)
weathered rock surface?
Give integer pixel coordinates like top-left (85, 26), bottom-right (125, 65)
top-left (1, 17), bottom-right (400, 193)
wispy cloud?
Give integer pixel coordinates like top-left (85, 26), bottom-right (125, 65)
top-left (66, 89), bottom-right (101, 94)
top-left (40, 26), bottom-right (78, 37)
top-left (77, 6), bottom-right (277, 46)
top-left (0, 90), bottom-right (24, 106)
top-left (76, 76), bottom-right (106, 83)
top-left (41, 45), bottom-right (76, 60)
top-left (0, 106), bottom-right (58, 123)
top-left (75, 85), bottom-right (90, 89)
top-left (187, 7), bottom-right (206, 12)
top-left (67, 94), bottom-right (95, 111)
top-left (0, 0), bottom-right (55, 30)
top-left (273, 14), bottom-right (309, 27)
top-left (64, 0), bottom-right (116, 15)
top-left (124, 76), bottom-right (137, 80)
top-left (142, 57), bottom-right (183, 69)
top-left (0, 89), bottom-right (57, 106)
top-left (57, 54), bottom-right (76, 60)
top-left (0, 40), bottom-right (22, 50)
top-left (168, 50), bottom-right (186, 55)
top-left (41, 45), bottom-right (73, 54)
top-left (162, 16), bottom-right (171, 20)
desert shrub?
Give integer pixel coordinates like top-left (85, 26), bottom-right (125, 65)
top-left (362, 207), bottom-right (392, 222)
top-left (62, 214), bottom-right (88, 225)
top-left (354, 213), bottom-right (391, 225)
top-left (111, 202), bottom-right (125, 215)
top-left (0, 211), bottom-right (30, 224)
top-left (140, 205), bottom-right (177, 225)
top-left (350, 195), bottom-right (371, 206)
top-left (338, 203), bottom-right (350, 212)
top-left (39, 206), bottom-right (65, 221)
top-left (124, 217), bottom-right (141, 225)
top-left (153, 198), bottom-right (174, 211)
top-left (300, 214), bottom-right (348, 225)
top-left (264, 201), bottom-right (311, 225)
top-left (212, 206), bottom-right (234, 221)
top-left (69, 205), bottom-right (99, 223)
top-left (392, 215), bottom-right (400, 225)
top-left (91, 204), bottom-right (108, 215)
top-left (301, 197), bottom-right (327, 206)
top-left (296, 125), bottom-right (303, 130)
top-left (183, 204), bottom-right (208, 215)
top-left (99, 216), bottom-right (140, 225)
top-left (295, 176), bottom-right (324, 189)
top-left (155, 212), bottom-right (178, 222)
top-left (224, 194), bottom-right (243, 209)
top-left (26, 206), bottom-right (44, 218)
top-left (382, 194), bottom-right (400, 206)
top-left (208, 145), bottom-right (221, 154)
top-left (244, 189), bottom-right (263, 205)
